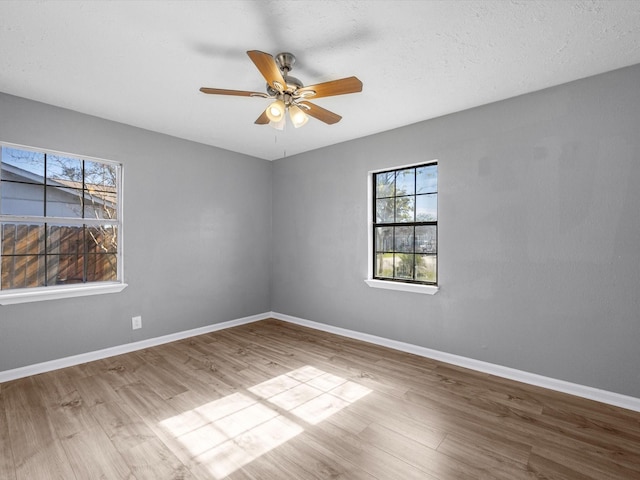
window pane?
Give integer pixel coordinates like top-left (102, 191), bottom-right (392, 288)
top-left (84, 189), bottom-right (117, 220)
top-left (375, 226), bottom-right (393, 252)
top-left (47, 225), bottom-right (84, 255)
top-left (86, 253), bottom-right (117, 282)
top-left (1, 255), bottom-right (46, 289)
top-left (415, 225), bottom-right (437, 254)
top-left (1, 181), bottom-right (45, 216)
top-left (394, 226), bottom-right (414, 253)
top-left (1, 147), bottom-right (45, 181)
top-left (85, 161), bottom-right (116, 188)
top-left (46, 155), bottom-right (82, 185)
top-left (417, 165), bottom-right (437, 194)
top-left (1, 224), bottom-right (45, 255)
top-left (416, 194), bottom-right (437, 221)
top-left (375, 253), bottom-right (393, 278)
top-left (48, 254), bottom-right (84, 284)
top-left (395, 169), bottom-right (415, 195)
top-left (87, 226), bottom-right (118, 253)
top-left (416, 255), bottom-right (437, 283)
top-left (394, 253), bottom-right (414, 279)
top-left (395, 196), bottom-right (415, 222)
top-left (85, 161), bottom-right (118, 220)
top-left (46, 186), bottom-right (83, 218)
top-left (376, 172), bottom-right (395, 198)
top-left (376, 198), bottom-right (394, 223)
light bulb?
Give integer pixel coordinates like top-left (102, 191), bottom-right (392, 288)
top-left (266, 100), bottom-right (285, 122)
top-left (289, 104), bottom-right (309, 128)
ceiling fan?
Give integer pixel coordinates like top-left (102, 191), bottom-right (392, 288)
top-left (200, 50), bottom-right (363, 129)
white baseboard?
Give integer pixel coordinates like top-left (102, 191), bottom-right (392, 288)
top-left (0, 312), bottom-right (271, 384)
top-left (2, 310), bottom-right (639, 413)
top-left (271, 312), bottom-right (640, 413)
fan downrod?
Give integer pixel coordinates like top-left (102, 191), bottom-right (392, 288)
top-left (267, 52), bottom-right (303, 97)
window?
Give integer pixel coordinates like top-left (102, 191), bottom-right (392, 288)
top-left (366, 161), bottom-right (438, 294)
top-left (0, 143), bottom-right (126, 304)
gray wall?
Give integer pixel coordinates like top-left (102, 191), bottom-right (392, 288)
top-left (0, 92), bottom-right (272, 371)
top-left (272, 64), bottom-right (640, 398)
top-left (2, 65), bottom-right (639, 399)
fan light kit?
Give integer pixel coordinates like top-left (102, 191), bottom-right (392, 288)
top-left (200, 50), bottom-right (363, 129)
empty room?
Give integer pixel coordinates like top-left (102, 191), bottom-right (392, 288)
top-left (1, 1), bottom-right (640, 479)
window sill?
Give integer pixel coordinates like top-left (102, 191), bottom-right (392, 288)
top-left (364, 279), bottom-right (439, 295)
top-left (0, 282), bottom-right (128, 305)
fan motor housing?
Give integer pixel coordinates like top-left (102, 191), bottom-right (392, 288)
top-left (267, 52), bottom-right (303, 96)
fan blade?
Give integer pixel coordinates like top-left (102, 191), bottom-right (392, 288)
top-left (297, 76), bottom-right (362, 99)
top-left (200, 87), bottom-right (267, 97)
top-left (247, 50), bottom-right (286, 92)
top-left (255, 110), bottom-right (270, 125)
top-left (298, 101), bottom-right (342, 125)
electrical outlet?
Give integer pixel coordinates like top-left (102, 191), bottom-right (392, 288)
top-left (132, 316), bottom-right (142, 330)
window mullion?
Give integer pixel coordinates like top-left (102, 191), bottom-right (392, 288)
top-left (0, 215), bottom-right (117, 226)
top-left (81, 161), bottom-right (87, 282)
top-left (44, 220), bottom-right (49, 286)
top-left (43, 152), bottom-right (47, 217)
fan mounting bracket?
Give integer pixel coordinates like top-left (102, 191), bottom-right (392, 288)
top-left (275, 52), bottom-right (296, 73)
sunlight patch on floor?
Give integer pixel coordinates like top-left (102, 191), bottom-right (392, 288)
top-left (159, 365), bottom-right (371, 478)
top-left (251, 366), bottom-right (372, 425)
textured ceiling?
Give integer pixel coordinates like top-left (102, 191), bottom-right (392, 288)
top-left (1, 1), bottom-right (640, 160)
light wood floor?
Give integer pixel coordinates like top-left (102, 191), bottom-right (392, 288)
top-left (1, 319), bottom-right (640, 479)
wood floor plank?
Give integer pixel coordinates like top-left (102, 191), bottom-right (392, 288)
top-left (530, 444), bottom-right (640, 480)
top-left (31, 369), bottom-right (81, 409)
top-left (91, 401), bottom-right (158, 450)
top-left (92, 401), bottom-right (194, 479)
top-left (365, 387), bottom-right (534, 466)
top-left (60, 426), bottom-right (134, 479)
top-left (541, 400), bottom-right (640, 441)
top-left (120, 437), bottom-right (196, 480)
top-left (3, 377), bottom-right (46, 411)
top-left (5, 402), bottom-right (76, 480)
top-left (132, 351), bottom-right (190, 400)
top-left (526, 451), bottom-right (602, 480)
top-left (436, 433), bottom-right (537, 480)
top-left (13, 441), bottom-right (76, 480)
top-left (432, 364), bottom-right (546, 416)
top-left (230, 448), bottom-right (312, 480)
top-left (359, 422), bottom-right (481, 480)
top-left (1, 318), bottom-right (640, 480)
top-left (114, 380), bottom-right (179, 425)
top-left (250, 432), bottom-right (348, 480)
top-left (74, 373), bottom-right (130, 408)
top-left (46, 396), bottom-right (99, 440)
top-left (0, 389), bottom-right (17, 480)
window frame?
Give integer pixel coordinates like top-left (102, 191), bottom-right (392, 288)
top-left (0, 142), bottom-right (127, 305)
top-left (365, 160), bottom-right (439, 295)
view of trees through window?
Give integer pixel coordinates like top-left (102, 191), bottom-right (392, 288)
top-left (0, 145), bottom-right (120, 290)
top-left (373, 163), bottom-right (437, 284)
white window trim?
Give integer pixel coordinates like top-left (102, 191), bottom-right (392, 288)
top-left (0, 282), bottom-right (128, 305)
top-left (0, 141), bottom-right (126, 304)
top-left (364, 278), bottom-right (438, 295)
top-left (365, 160), bottom-right (439, 295)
